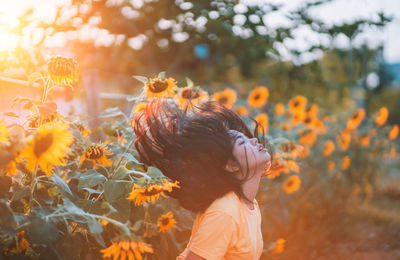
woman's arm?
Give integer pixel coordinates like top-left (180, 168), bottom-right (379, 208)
top-left (185, 250), bottom-right (207, 260)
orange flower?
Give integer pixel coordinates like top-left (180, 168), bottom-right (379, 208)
top-left (299, 130), bottom-right (317, 147)
top-left (288, 96), bottom-right (307, 115)
top-left (144, 77), bottom-right (178, 98)
top-left (275, 103), bottom-right (285, 116)
top-left (375, 107), bottom-right (389, 126)
top-left (341, 156), bottom-right (351, 170)
top-left (100, 239), bottom-right (154, 260)
top-left (235, 106), bottom-right (249, 116)
top-left (291, 111), bottom-right (305, 126)
top-left (306, 104), bottom-right (319, 118)
top-left (327, 161), bottom-right (335, 173)
top-left (247, 86), bottom-right (269, 108)
top-left (127, 179), bottom-right (180, 206)
top-left (337, 130), bottom-right (351, 151)
top-left (271, 238), bottom-right (286, 255)
top-left (323, 140), bottom-right (335, 157)
top-left (283, 175), bottom-right (301, 194)
top-left (359, 135), bottom-right (370, 147)
top-left (254, 113), bottom-right (268, 134)
top-left (389, 125), bottom-right (399, 140)
top-left (175, 86), bottom-right (209, 110)
top-left (212, 88), bottom-right (237, 109)
top-left (157, 212), bottom-right (177, 233)
top-left (346, 108), bottom-right (365, 131)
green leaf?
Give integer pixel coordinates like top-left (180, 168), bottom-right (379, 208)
top-left (51, 173), bottom-right (73, 199)
top-left (147, 166), bottom-right (166, 179)
top-left (104, 180), bottom-right (132, 202)
top-left (158, 71), bottom-right (166, 80)
top-left (87, 217), bottom-right (103, 234)
top-left (0, 176), bottom-right (12, 198)
top-left (28, 72), bottom-right (43, 86)
top-left (132, 219), bottom-right (143, 232)
top-left (38, 102), bottom-right (57, 117)
top-left (0, 200), bottom-right (14, 229)
top-left (28, 217), bottom-right (58, 244)
top-left (123, 153), bottom-right (143, 165)
top-left (79, 169), bottom-right (107, 189)
top-left (132, 76), bottom-right (148, 83)
top-left (112, 166), bottom-right (129, 180)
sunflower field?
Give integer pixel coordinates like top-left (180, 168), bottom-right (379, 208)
top-left (0, 53), bottom-right (399, 260)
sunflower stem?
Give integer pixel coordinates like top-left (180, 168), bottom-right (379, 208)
top-left (110, 137), bottom-right (135, 178)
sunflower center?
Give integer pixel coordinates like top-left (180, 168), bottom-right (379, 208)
top-left (254, 94), bottom-right (260, 100)
top-left (218, 96), bottom-right (228, 104)
top-left (286, 180), bottom-right (293, 187)
top-left (161, 218), bottom-right (170, 225)
top-left (293, 101), bottom-right (299, 107)
top-left (304, 117), bottom-right (311, 124)
top-left (149, 80), bottom-right (169, 93)
top-left (182, 89), bottom-right (200, 99)
top-left (33, 133), bottom-right (54, 158)
top-left (143, 187), bottom-right (163, 196)
top-left (86, 146), bottom-right (104, 159)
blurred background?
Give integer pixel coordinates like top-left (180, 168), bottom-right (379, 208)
top-left (1, 0), bottom-right (400, 259)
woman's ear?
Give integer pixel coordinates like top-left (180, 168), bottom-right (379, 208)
top-left (225, 159), bottom-right (240, 173)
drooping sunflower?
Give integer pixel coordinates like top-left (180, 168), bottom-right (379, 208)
top-left (27, 112), bottom-right (64, 129)
top-left (254, 113), bottom-right (268, 134)
top-left (144, 77), bottom-right (178, 98)
top-left (288, 96), bottom-right (307, 115)
top-left (235, 106), bottom-right (249, 116)
top-left (21, 122), bottom-right (73, 175)
top-left (47, 55), bottom-right (79, 85)
top-left (306, 104), bottom-right (319, 118)
top-left (323, 140), bottom-right (335, 157)
top-left (346, 108), bottom-right (365, 131)
top-left (341, 156), bottom-right (351, 170)
top-left (100, 239), bottom-right (154, 260)
top-left (375, 107), bottom-right (389, 126)
top-left (389, 125), bottom-right (399, 140)
top-left (283, 175), bottom-right (301, 194)
top-left (274, 103), bottom-right (285, 116)
top-left (127, 179), bottom-right (180, 206)
top-left (337, 129), bottom-right (351, 151)
top-left (247, 86), bottom-right (269, 108)
top-left (79, 141), bottom-right (112, 169)
top-left (175, 86), bottom-right (209, 110)
top-left (212, 88), bottom-right (237, 109)
top-left (157, 211), bottom-right (177, 233)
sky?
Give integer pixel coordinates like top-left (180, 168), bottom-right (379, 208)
top-left (0, 0), bottom-right (399, 64)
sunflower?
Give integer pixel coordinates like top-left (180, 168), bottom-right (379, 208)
top-left (21, 122), bottom-right (73, 175)
top-left (375, 107), bottom-right (389, 126)
top-left (389, 148), bottom-right (397, 159)
top-left (79, 141), bottom-right (112, 169)
top-left (337, 130), bottom-right (351, 151)
top-left (359, 135), bottom-right (370, 147)
top-left (235, 106), bottom-right (249, 116)
top-left (327, 161), bottom-right (335, 173)
top-left (323, 140), bottom-right (335, 157)
top-left (283, 175), bottom-right (301, 194)
top-left (6, 230), bottom-right (30, 255)
top-left (133, 102), bottom-right (147, 114)
top-left (27, 112), bottom-right (64, 128)
top-left (298, 130), bottom-right (317, 147)
top-left (254, 113), bottom-right (268, 134)
top-left (247, 86), bottom-right (269, 108)
top-left (274, 103), bottom-right (285, 116)
top-left (346, 108), bottom-right (365, 131)
top-left (0, 119), bottom-right (8, 142)
top-left (144, 77), bottom-right (178, 98)
top-left (74, 122), bottom-right (91, 138)
top-left (291, 111), bottom-right (305, 126)
top-left (157, 212), bottom-right (177, 233)
top-left (100, 239), bottom-right (154, 260)
top-left (271, 238), bottom-right (286, 255)
top-left (288, 96), bottom-right (307, 115)
top-left (127, 179), bottom-right (180, 206)
top-left (306, 104), bottom-right (319, 118)
top-left (265, 158), bottom-right (287, 179)
top-left (1, 154), bottom-right (23, 176)
top-left (341, 156), bottom-right (351, 170)
top-left (303, 114), bottom-right (318, 129)
top-left (389, 125), bottom-right (399, 140)
top-left (212, 88), bottom-right (237, 109)
top-left (47, 55), bottom-right (79, 85)
top-left (175, 86), bottom-right (209, 110)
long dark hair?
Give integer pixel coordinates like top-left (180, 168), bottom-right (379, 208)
top-left (131, 97), bottom-right (272, 214)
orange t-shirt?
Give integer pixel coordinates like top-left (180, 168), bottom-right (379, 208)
top-left (176, 191), bottom-right (263, 260)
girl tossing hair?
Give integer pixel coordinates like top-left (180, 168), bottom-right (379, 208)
top-left (132, 97), bottom-right (273, 260)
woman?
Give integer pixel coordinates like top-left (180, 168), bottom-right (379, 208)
top-left (132, 97), bottom-right (272, 260)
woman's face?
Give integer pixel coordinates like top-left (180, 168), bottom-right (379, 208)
top-left (228, 129), bottom-right (271, 178)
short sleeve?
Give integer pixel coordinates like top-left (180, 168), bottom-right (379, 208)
top-left (188, 210), bottom-right (237, 260)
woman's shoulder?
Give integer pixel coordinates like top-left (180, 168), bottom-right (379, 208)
top-left (202, 191), bottom-right (240, 218)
